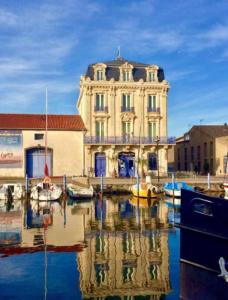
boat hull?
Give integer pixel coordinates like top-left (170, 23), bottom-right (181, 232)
top-left (179, 189), bottom-right (228, 273)
top-left (130, 185), bottom-right (163, 198)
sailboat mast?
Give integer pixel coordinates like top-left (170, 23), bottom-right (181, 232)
top-left (45, 88), bottom-right (48, 170)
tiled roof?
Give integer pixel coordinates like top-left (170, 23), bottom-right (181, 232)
top-left (190, 125), bottom-right (228, 138)
top-left (0, 114), bottom-right (86, 131)
top-left (85, 57), bottom-right (165, 82)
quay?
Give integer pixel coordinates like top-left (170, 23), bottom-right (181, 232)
top-left (0, 175), bottom-right (225, 195)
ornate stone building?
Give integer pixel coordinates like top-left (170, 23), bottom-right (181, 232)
top-left (77, 56), bottom-right (175, 177)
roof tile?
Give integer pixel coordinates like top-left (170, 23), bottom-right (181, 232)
top-left (0, 114), bottom-right (86, 131)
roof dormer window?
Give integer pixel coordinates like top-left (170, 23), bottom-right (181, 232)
top-left (123, 71), bottom-right (130, 81)
top-left (96, 70), bottom-right (103, 81)
top-left (93, 63), bottom-right (107, 81)
top-left (148, 71), bottom-right (155, 82)
top-left (119, 62), bottom-right (133, 82)
top-left (146, 65), bottom-right (159, 82)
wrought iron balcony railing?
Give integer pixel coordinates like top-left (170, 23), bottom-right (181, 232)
top-left (84, 136), bottom-right (176, 145)
top-left (94, 106), bottom-right (108, 113)
top-left (147, 107), bottom-right (160, 113)
top-left (121, 107), bottom-right (134, 113)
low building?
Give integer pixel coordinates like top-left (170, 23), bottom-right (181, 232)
top-left (77, 56), bottom-right (175, 178)
top-left (0, 114), bottom-right (86, 178)
top-left (174, 124), bottom-right (228, 175)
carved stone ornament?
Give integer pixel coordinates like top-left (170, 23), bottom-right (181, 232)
top-left (121, 113), bottom-right (133, 122)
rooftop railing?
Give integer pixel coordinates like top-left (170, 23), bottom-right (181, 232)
top-left (84, 136), bottom-right (176, 145)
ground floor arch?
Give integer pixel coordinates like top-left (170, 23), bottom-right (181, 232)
top-left (95, 152), bottom-right (106, 177)
top-left (118, 152), bottom-right (135, 177)
top-left (26, 147), bottom-right (53, 178)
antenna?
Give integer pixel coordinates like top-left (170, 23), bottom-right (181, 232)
top-left (116, 46), bottom-right (121, 59)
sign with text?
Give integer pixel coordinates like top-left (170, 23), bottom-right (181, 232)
top-left (0, 131), bottom-right (23, 168)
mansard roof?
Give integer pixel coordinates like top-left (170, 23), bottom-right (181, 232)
top-left (85, 57), bottom-right (165, 82)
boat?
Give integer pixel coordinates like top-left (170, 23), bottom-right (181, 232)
top-left (0, 183), bottom-right (24, 200)
top-left (179, 188), bottom-right (228, 274)
top-left (67, 183), bottom-right (94, 199)
top-left (130, 196), bottom-right (159, 207)
top-left (163, 181), bottom-right (193, 197)
top-left (130, 182), bottom-right (163, 198)
top-left (30, 89), bottom-right (62, 201)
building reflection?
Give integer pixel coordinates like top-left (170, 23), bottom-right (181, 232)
top-left (77, 197), bottom-right (171, 299)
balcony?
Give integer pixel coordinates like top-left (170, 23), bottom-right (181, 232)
top-left (121, 106), bottom-right (134, 113)
top-left (84, 136), bottom-right (176, 145)
top-left (94, 106), bottom-right (108, 113)
top-left (147, 107), bottom-right (160, 113)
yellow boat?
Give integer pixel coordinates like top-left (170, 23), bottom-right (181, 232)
top-left (130, 196), bottom-right (160, 207)
top-left (130, 183), bottom-right (164, 198)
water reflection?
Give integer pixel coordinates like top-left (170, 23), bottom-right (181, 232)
top-left (0, 196), bottom-right (174, 299)
top-left (77, 196), bottom-right (171, 299)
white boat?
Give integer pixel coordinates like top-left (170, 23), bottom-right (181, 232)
top-left (30, 90), bottom-right (62, 201)
top-left (67, 183), bottom-right (93, 199)
top-left (0, 183), bottom-right (24, 200)
top-left (163, 181), bottom-right (194, 197)
top-left (30, 177), bottom-right (62, 201)
top-left (223, 182), bottom-right (228, 195)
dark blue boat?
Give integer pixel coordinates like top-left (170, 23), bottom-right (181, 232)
top-left (179, 189), bottom-right (228, 273)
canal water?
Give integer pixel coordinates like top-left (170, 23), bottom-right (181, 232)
top-left (0, 196), bottom-right (186, 299)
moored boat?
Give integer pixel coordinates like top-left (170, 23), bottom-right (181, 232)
top-left (179, 189), bottom-right (228, 273)
top-left (130, 182), bottom-right (163, 198)
top-left (67, 183), bottom-right (94, 199)
top-left (0, 183), bottom-right (24, 200)
top-left (163, 181), bottom-right (193, 197)
top-left (30, 177), bottom-right (62, 201)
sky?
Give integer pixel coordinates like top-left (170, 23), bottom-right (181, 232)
top-left (0, 0), bottom-right (228, 137)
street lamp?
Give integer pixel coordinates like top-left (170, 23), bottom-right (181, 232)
top-left (155, 136), bottom-right (160, 183)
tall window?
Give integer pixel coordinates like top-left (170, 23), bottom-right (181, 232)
top-left (191, 146), bottom-right (194, 161)
top-left (122, 121), bottom-right (131, 142)
top-left (95, 121), bottom-right (104, 141)
top-left (148, 95), bottom-right (157, 112)
top-left (184, 148), bottom-right (187, 161)
top-left (204, 142), bottom-right (207, 157)
top-left (210, 141), bottom-right (213, 156)
top-left (148, 122), bottom-right (156, 140)
top-left (122, 94), bottom-right (131, 111)
top-left (95, 94), bottom-right (104, 111)
top-left (123, 71), bottom-right (130, 81)
top-left (197, 145), bottom-right (201, 160)
top-left (96, 70), bottom-right (103, 80)
top-left (148, 71), bottom-right (155, 81)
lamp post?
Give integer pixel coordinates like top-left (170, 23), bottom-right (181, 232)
top-left (155, 136), bottom-right (160, 183)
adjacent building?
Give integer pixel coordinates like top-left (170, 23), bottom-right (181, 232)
top-left (77, 56), bottom-right (175, 178)
top-left (0, 114), bottom-right (86, 178)
top-left (174, 125), bottom-right (228, 175)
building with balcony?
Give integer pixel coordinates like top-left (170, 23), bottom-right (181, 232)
top-left (77, 56), bottom-right (174, 177)
top-left (174, 124), bottom-right (228, 175)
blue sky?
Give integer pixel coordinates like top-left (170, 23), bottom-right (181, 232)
top-left (0, 0), bottom-right (228, 137)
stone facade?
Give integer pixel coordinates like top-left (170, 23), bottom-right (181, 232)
top-left (77, 57), bottom-right (174, 178)
top-left (174, 125), bottom-right (228, 175)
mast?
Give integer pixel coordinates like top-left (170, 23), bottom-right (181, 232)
top-left (44, 88), bottom-right (49, 177)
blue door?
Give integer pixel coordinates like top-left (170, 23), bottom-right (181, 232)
top-left (26, 148), bottom-right (52, 178)
top-left (95, 153), bottom-right (106, 177)
top-left (148, 153), bottom-right (157, 170)
top-left (118, 152), bottom-right (135, 177)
